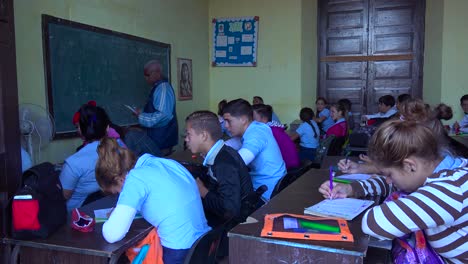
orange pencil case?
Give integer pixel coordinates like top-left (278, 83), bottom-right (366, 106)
top-left (260, 213), bottom-right (354, 242)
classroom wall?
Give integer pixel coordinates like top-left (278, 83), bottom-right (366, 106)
top-left (14, 0), bottom-right (209, 163)
top-left (424, 0), bottom-right (468, 121)
top-left (208, 0), bottom-right (318, 124)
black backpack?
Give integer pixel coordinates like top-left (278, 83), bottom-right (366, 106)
top-left (11, 162), bottom-right (67, 239)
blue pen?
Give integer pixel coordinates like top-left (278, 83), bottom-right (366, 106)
top-left (329, 166), bottom-right (333, 199)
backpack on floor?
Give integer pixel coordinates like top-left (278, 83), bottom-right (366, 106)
top-left (12, 162), bottom-right (67, 239)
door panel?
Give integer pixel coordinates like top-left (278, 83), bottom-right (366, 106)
top-left (319, 0), bottom-right (368, 124)
top-left (318, 0), bottom-right (424, 118)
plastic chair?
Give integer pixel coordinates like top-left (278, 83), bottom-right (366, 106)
top-left (271, 172), bottom-right (298, 198)
top-left (183, 222), bottom-right (226, 264)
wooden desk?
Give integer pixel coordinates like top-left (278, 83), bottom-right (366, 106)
top-left (228, 169), bottom-right (370, 264)
top-left (3, 195), bottom-right (152, 264)
top-left (450, 135), bottom-right (468, 158)
top-left (167, 149), bottom-right (206, 178)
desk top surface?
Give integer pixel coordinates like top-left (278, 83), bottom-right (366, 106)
top-left (3, 195), bottom-right (152, 258)
top-left (451, 135), bottom-right (468, 146)
top-left (167, 149), bottom-right (204, 165)
top-left (228, 168), bottom-right (371, 257)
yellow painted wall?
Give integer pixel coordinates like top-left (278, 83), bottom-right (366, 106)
top-left (13, 0), bottom-right (468, 164)
top-left (424, 0), bottom-right (468, 122)
top-left (208, 0), bottom-right (317, 124)
top-left (14, 0), bottom-right (209, 163)
top-left (439, 0), bottom-right (468, 121)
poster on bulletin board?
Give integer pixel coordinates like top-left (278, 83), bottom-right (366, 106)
top-left (212, 16), bottom-right (259, 67)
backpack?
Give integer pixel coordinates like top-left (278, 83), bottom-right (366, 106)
top-left (12, 162), bottom-right (67, 239)
top-left (386, 191), bottom-right (445, 264)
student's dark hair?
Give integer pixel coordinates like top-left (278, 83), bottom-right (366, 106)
top-left (253, 96), bottom-right (264, 104)
top-left (299, 107), bottom-right (318, 138)
top-left (95, 137), bottom-right (137, 191)
top-left (461, 94), bottom-right (468, 104)
top-left (223, 98), bottom-right (253, 121)
top-left (337, 99), bottom-right (352, 112)
top-left (378, 95), bottom-right (395, 107)
top-left (78, 105), bottom-right (110, 141)
top-left (315, 96), bottom-right (328, 105)
top-left (434, 103), bottom-right (453, 121)
top-left (217, 99), bottom-right (227, 116)
top-left (368, 120), bottom-right (440, 168)
top-left (252, 104), bottom-right (273, 122)
top-left (397, 93), bottom-right (412, 104)
top-left (185, 111), bottom-right (223, 141)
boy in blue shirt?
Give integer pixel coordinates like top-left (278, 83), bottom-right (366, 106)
top-left (223, 99), bottom-right (286, 200)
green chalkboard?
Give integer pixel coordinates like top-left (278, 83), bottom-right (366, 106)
top-left (42, 15), bottom-right (171, 138)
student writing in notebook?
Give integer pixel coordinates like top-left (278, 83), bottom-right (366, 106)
top-left (96, 138), bottom-right (210, 263)
top-left (318, 120), bottom-right (467, 263)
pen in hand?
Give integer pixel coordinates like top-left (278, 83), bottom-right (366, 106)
top-left (329, 166), bottom-right (333, 199)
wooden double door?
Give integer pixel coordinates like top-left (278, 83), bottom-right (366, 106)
top-left (318, 0), bottom-right (425, 120)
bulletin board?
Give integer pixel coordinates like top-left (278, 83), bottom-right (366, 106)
top-left (212, 16), bottom-right (259, 67)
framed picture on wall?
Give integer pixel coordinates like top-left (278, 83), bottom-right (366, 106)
top-left (177, 58), bottom-right (193, 100)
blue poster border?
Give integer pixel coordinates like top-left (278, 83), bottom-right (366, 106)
top-left (212, 16), bottom-right (259, 67)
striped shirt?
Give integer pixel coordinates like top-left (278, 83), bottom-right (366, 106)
top-left (138, 81), bottom-right (175, 128)
top-left (354, 167), bottom-right (468, 263)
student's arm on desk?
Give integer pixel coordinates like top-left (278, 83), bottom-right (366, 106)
top-left (361, 181), bottom-right (463, 240)
top-left (319, 176), bottom-right (391, 199)
top-left (102, 204), bottom-right (137, 243)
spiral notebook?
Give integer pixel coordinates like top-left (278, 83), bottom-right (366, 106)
top-left (304, 198), bottom-right (374, 220)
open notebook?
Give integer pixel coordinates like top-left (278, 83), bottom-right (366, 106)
top-left (94, 208), bottom-right (143, 223)
top-left (304, 198), bottom-right (374, 220)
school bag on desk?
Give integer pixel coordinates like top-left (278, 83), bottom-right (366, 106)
top-left (11, 162), bottom-right (67, 239)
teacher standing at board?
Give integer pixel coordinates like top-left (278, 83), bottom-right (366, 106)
top-left (135, 60), bottom-right (178, 156)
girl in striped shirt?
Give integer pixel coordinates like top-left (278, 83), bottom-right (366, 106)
top-left (319, 120), bottom-right (467, 263)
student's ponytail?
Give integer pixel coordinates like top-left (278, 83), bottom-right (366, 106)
top-left (300, 107), bottom-right (318, 138)
top-left (95, 137), bottom-right (136, 190)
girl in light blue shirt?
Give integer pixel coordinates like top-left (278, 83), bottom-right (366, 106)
top-left (96, 138), bottom-right (210, 263)
top-left (290, 107), bottom-right (320, 162)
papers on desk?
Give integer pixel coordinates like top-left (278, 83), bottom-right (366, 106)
top-left (335, 174), bottom-right (371, 181)
top-left (304, 198), bottom-right (374, 220)
top-left (94, 208), bottom-right (143, 223)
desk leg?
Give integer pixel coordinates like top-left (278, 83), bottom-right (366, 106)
top-left (10, 245), bottom-right (20, 264)
top-left (109, 253), bottom-right (121, 264)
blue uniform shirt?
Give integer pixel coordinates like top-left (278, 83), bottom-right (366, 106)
top-left (117, 154), bottom-right (210, 249)
top-left (59, 141), bottom-right (100, 211)
top-left (319, 108), bottom-right (334, 132)
top-left (296, 121), bottom-right (320, 148)
top-left (242, 121), bottom-right (286, 199)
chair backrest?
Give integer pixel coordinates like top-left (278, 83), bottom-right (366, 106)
top-left (314, 135), bottom-right (335, 163)
top-left (328, 136), bottom-right (347, 156)
top-left (234, 185), bottom-right (267, 228)
top-left (271, 172), bottom-right (297, 198)
top-left (183, 224), bottom-right (225, 264)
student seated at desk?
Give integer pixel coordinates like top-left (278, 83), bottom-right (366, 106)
top-left (223, 99), bottom-right (286, 201)
top-left (289, 107), bottom-right (320, 162)
top-left (184, 110), bottom-right (253, 227)
top-left (252, 104), bottom-right (300, 169)
top-left (340, 98), bottom-right (456, 175)
top-left (96, 138), bottom-right (210, 264)
top-left (314, 97), bottom-right (334, 133)
top-left (319, 121), bottom-right (468, 263)
top-left (363, 95), bottom-right (397, 126)
top-left (453, 94), bottom-right (468, 133)
top-left (60, 104), bottom-right (111, 212)
top-left (326, 103), bottom-right (348, 138)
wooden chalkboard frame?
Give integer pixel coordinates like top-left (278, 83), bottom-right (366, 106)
top-left (41, 14), bottom-right (171, 139)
